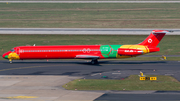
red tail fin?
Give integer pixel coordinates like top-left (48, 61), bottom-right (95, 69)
top-left (138, 30), bottom-right (169, 47)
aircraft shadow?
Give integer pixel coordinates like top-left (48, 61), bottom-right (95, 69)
top-left (1, 60), bottom-right (167, 65)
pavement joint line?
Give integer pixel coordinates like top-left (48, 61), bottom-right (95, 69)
top-left (55, 89), bottom-right (73, 100)
top-left (0, 66), bottom-right (45, 72)
top-left (101, 64), bottom-right (162, 66)
top-left (106, 62), bottom-right (170, 65)
top-left (165, 74), bottom-right (174, 75)
top-left (112, 73), bottom-right (121, 74)
top-left (0, 81), bottom-right (22, 92)
top-left (91, 73), bottom-right (100, 76)
top-left (0, 64), bottom-right (76, 72)
top-left (0, 65), bottom-right (61, 72)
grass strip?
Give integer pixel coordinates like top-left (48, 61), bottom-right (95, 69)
top-left (63, 75), bottom-right (180, 91)
top-left (0, 3), bottom-right (180, 28)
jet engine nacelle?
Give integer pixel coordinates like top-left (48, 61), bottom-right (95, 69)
top-left (117, 48), bottom-right (143, 56)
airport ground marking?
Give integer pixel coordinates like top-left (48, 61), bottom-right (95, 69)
top-left (0, 96), bottom-right (38, 99)
top-left (102, 63), bottom-right (162, 66)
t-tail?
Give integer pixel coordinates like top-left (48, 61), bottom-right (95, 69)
top-left (138, 30), bottom-right (171, 53)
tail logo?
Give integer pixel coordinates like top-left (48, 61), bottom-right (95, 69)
top-left (148, 39), bottom-right (152, 43)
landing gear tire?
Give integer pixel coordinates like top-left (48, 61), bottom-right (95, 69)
top-left (9, 59), bottom-right (12, 64)
top-left (91, 59), bottom-right (98, 65)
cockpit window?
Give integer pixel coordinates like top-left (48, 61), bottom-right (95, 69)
top-left (10, 49), bottom-right (15, 52)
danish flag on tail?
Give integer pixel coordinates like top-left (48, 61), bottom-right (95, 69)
top-left (138, 30), bottom-right (170, 47)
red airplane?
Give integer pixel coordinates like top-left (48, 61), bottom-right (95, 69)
top-left (2, 30), bottom-right (170, 64)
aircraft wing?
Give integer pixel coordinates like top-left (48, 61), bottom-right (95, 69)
top-left (75, 55), bottom-right (100, 59)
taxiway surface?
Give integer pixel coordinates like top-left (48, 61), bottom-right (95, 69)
top-left (0, 60), bottom-right (180, 80)
top-left (0, 28), bottom-right (179, 35)
top-left (0, 60), bottom-right (180, 101)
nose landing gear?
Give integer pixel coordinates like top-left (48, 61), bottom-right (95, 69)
top-left (9, 59), bottom-right (12, 64)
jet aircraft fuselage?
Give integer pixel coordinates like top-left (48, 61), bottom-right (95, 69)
top-left (2, 30), bottom-right (170, 64)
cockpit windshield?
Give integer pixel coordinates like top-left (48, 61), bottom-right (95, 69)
top-left (10, 49), bottom-right (15, 52)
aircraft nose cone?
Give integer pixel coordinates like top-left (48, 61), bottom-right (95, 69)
top-left (2, 52), bottom-right (10, 59)
top-left (2, 54), bottom-right (5, 58)
top-left (2, 53), bottom-right (7, 58)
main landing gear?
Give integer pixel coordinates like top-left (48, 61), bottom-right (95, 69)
top-left (91, 59), bottom-right (98, 65)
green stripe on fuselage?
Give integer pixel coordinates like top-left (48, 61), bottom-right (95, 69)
top-left (100, 45), bottom-right (122, 58)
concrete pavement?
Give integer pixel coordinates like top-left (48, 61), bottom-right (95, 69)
top-left (1, 60), bottom-right (180, 100)
top-left (0, 28), bottom-right (179, 35)
top-left (0, 75), bottom-right (103, 101)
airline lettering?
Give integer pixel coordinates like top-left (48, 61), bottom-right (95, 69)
top-left (20, 50), bottom-right (24, 53)
top-left (124, 50), bottom-right (134, 52)
top-left (117, 48), bottom-right (143, 56)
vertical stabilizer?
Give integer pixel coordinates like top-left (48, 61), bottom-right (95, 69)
top-left (138, 30), bottom-right (169, 47)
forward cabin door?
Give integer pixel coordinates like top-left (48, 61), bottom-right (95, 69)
top-left (16, 47), bottom-right (20, 56)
